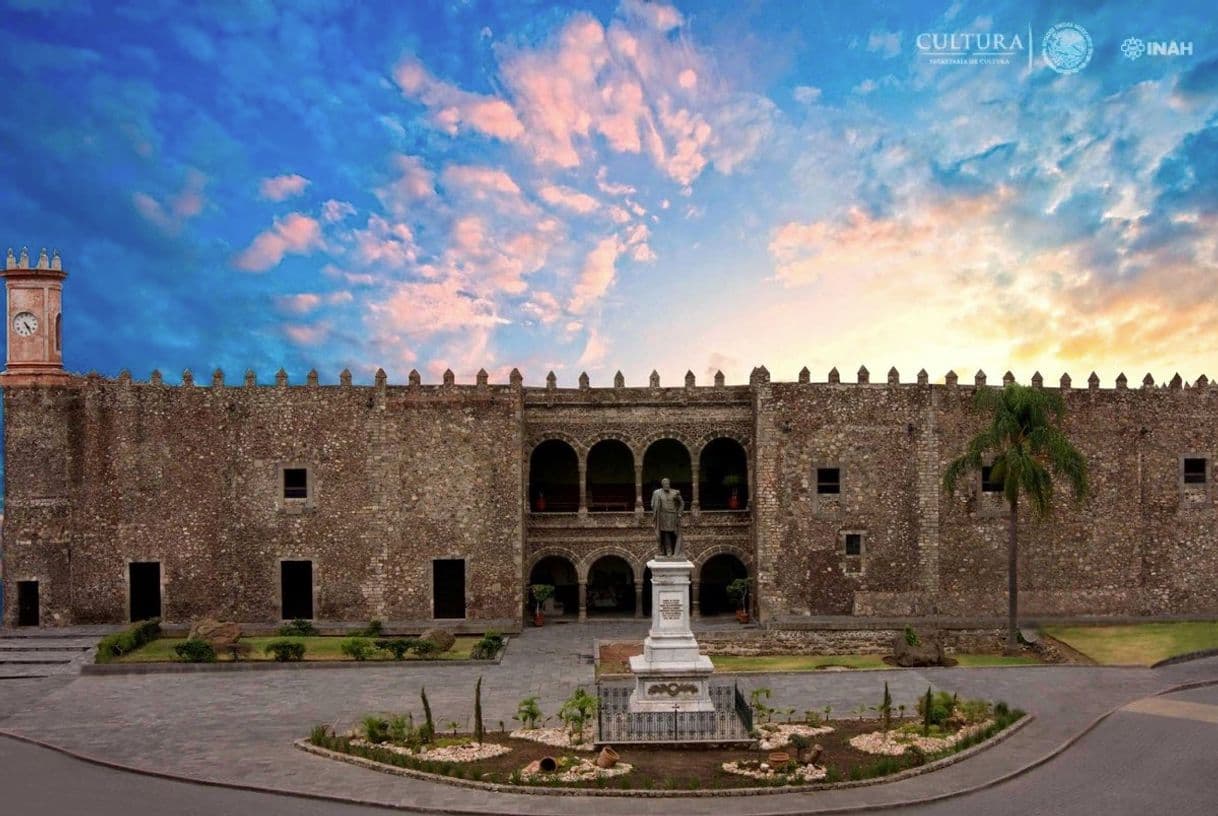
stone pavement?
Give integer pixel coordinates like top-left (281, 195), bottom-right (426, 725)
top-left (1, 621), bottom-right (1216, 814)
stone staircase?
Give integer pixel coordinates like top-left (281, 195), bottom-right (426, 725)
top-left (0, 633), bottom-right (97, 679)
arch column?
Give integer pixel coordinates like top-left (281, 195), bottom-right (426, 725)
top-left (691, 579), bottom-right (701, 619)
top-left (577, 456), bottom-right (588, 516)
top-left (634, 462), bottom-right (644, 513)
top-left (691, 459), bottom-right (701, 515)
top-left (633, 580), bottom-right (644, 618)
top-left (577, 580), bottom-right (587, 621)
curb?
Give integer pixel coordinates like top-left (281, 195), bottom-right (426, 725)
top-left (2, 676), bottom-right (1216, 815)
top-left (1151, 647), bottom-right (1218, 668)
top-left (294, 714), bottom-right (1033, 798)
top-left (82, 653), bottom-right (504, 675)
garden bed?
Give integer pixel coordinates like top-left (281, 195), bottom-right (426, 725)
top-left (110, 635), bottom-right (483, 663)
top-left (303, 702), bottom-right (1026, 793)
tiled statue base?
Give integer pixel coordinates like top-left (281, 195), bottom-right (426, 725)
top-left (628, 557), bottom-right (716, 713)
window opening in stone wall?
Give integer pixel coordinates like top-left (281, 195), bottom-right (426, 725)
top-left (587, 439), bottom-right (635, 511)
top-left (433, 558), bottom-right (466, 619)
top-left (844, 533), bottom-right (863, 556)
top-left (642, 438), bottom-right (693, 507)
top-left (699, 438), bottom-right (749, 510)
top-left (699, 554), bottom-right (748, 616)
top-left (529, 556), bottom-right (578, 617)
top-left (1184, 457), bottom-right (1208, 485)
top-left (981, 465), bottom-right (1004, 493)
top-left (529, 440), bottom-right (579, 512)
top-left (128, 561), bottom-right (162, 622)
top-left (817, 468), bottom-right (840, 494)
top-left (281, 560), bottom-right (314, 619)
top-left (283, 468), bottom-right (309, 499)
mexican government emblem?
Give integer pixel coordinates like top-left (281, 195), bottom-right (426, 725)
top-left (1042, 22), bottom-right (1094, 74)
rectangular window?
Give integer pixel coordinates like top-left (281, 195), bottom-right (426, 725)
top-left (280, 560), bottom-right (314, 620)
top-left (844, 533), bottom-right (862, 556)
top-left (283, 467), bottom-right (309, 499)
top-left (128, 561), bottom-right (162, 622)
top-left (1184, 458), bottom-right (1208, 485)
top-left (981, 465), bottom-right (1003, 493)
top-left (433, 559), bottom-right (467, 619)
top-left (816, 468), bottom-right (841, 494)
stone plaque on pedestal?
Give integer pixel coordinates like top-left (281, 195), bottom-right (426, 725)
top-left (628, 557), bottom-right (715, 713)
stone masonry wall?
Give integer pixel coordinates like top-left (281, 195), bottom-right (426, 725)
top-left (1, 375), bottom-right (523, 627)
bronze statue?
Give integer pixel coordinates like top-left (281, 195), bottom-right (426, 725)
top-left (651, 477), bottom-right (684, 557)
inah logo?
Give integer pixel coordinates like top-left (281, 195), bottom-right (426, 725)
top-left (1121, 38), bottom-right (1146, 60)
top-left (1042, 22), bottom-right (1093, 73)
top-left (1122, 36), bottom-right (1194, 59)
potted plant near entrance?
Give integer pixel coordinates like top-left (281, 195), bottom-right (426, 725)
top-left (530, 583), bottom-right (555, 627)
top-left (726, 577), bottom-right (752, 624)
top-left (723, 474), bottom-right (743, 509)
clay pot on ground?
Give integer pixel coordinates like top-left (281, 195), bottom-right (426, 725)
top-left (538, 756), bottom-right (558, 772)
top-left (727, 488), bottom-right (740, 510)
top-left (534, 610), bottom-right (544, 627)
top-left (596, 746), bottom-right (620, 769)
top-left (736, 608), bottom-right (750, 624)
top-left (768, 751), bottom-right (790, 765)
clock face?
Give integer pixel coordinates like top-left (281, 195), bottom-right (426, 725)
top-left (13, 311), bottom-right (38, 337)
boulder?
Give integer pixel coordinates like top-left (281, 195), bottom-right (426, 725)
top-left (890, 629), bottom-right (948, 667)
top-left (420, 628), bottom-right (456, 653)
top-left (188, 618), bottom-right (242, 647)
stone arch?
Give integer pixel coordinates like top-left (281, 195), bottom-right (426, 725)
top-left (696, 547), bottom-right (751, 617)
top-left (641, 436), bottom-right (693, 508)
top-left (528, 550), bottom-right (580, 618)
top-left (527, 430), bottom-right (587, 456)
top-left (583, 551), bottom-right (637, 616)
top-left (577, 545), bottom-right (644, 584)
top-left (698, 436), bottom-right (750, 510)
top-left (692, 429), bottom-right (751, 457)
top-left (586, 438), bottom-right (635, 512)
top-left (528, 438), bottom-right (579, 512)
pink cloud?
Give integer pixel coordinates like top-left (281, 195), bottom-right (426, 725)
top-left (352, 215), bottom-right (418, 268)
top-left (322, 199), bottom-right (356, 223)
top-left (371, 278), bottom-right (509, 337)
top-left (538, 184), bottom-right (600, 214)
top-left (376, 154), bottom-right (435, 216)
top-left (620, 0), bottom-right (684, 31)
top-left (233, 213), bottom-right (323, 272)
top-left (568, 236), bottom-right (622, 313)
top-left (282, 323), bottom-right (329, 345)
top-left (259, 174), bottom-right (311, 201)
top-left (441, 164), bottom-right (522, 197)
top-left (132, 170), bottom-right (207, 233)
top-left (275, 293), bottom-right (323, 315)
top-left (392, 56), bottom-right (524, 141)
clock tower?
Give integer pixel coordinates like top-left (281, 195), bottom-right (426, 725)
top-left (2, 246), bottom-right (69, 385)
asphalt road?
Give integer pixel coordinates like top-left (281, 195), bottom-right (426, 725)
top-left (3, 685), bottom-right (1216, 816)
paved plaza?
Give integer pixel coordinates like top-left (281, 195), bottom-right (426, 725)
top-left (1, 622), bottom-right (1217, 814)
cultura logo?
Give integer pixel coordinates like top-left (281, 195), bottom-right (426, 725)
top-left (1121, 37), bottom-right (1146, 60)
top-left (1042, 22), bottom-right (1093, 74)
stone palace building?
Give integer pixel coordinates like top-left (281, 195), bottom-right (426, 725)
top-left (4, 251), bottom-right (1218, 629)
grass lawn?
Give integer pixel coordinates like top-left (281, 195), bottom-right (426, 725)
top-left (1044, 622), bottom-right (1218, 666)
top-left (115, 635), bottom-right (478, 663)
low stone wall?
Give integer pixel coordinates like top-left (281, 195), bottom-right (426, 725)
top-left (697, 628), bottom-right (1008, 656)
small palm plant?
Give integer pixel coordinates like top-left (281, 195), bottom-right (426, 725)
top-left (944, 382), bottom-right (1088, 651)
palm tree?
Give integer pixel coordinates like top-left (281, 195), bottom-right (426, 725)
top-left (944, 382), bottom-right (1088, 651)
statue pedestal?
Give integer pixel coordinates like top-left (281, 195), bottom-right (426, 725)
top-left (628, 558), bottom-right (715, 713)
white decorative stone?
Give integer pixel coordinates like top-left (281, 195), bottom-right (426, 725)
top-left (628, 558), bottom-right (715, 713)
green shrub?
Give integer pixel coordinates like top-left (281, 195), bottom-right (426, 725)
top-left (958, 698), bottom-right (993, 724)
top-left (994, 700), bottom-right (1011, 718)
top-left (94, 618), bottom-right (161, 663)
top-left (471, 631), bottom-right (504, 660)
top-left (278, 619), bottom-right (317, 637)
top-left (362, 715), bottom-right (390, 744)
top-left (264, 639), bottom-right (306, 661)
top-left (558, 687), bottom-right (598, 743)
top-left (358, 620), bottom-right (384, 637)
top-left (411, 638), bottom-right (440, 658)
top-left (474, 676), bottom-right (485, 743)
top-left (309, 724), bottom-right (331, 744)
top-left (375, 638), bottom-right (419, 660)
top-left (340, 637), bottom-right (375, 661)
top-left (918, 689), bottom-right (956, 728)
top-left (420, 687), bottom-right (435, 743)
top-left (904, 626), bottom-right (919, 646)
top-left (173, 638), bottom-right (217, 663)
top-left (514, 696), bottom-right (543, 729)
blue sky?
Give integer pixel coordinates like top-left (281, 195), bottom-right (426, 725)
top-left (1, 0), bottom-right (1216, 388)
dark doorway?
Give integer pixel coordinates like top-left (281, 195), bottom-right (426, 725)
top-left (529, 440), bottom-right (580, 512)
top-left (280, 560), bottom-right (314, 620)
top-left (529, 556), bottom-right (578, 617)
top-left (16, 581), bottom-right (39, 627)
top-left (699, 554), bottom-right (748, 616)
top-left (643, 438), bottom-right (693, 507)
top-left (433, 559), bottom-right (466, 619)
top-left (586, 556), bottom-right (634, 615)
top-left (128, 561), bottom-right (162, 622)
